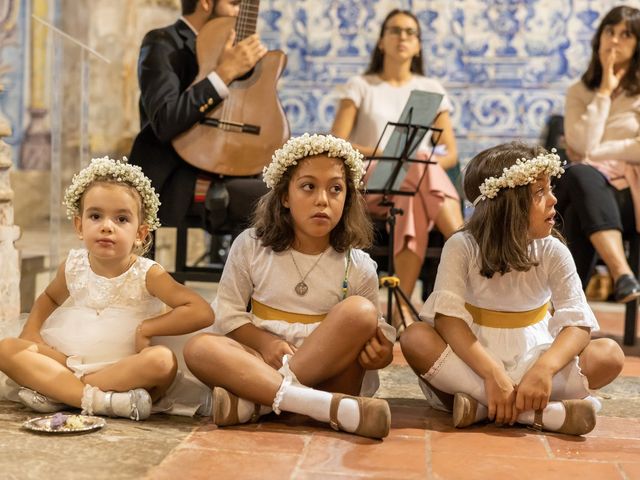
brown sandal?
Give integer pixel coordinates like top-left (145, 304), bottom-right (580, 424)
top-left (212, 387), bottom-right (261, 427)
top-left (531, 399), bottom-right (596, 436)
top-left (452, 392), bottom-right (479, 428)
top-left (329, 393), bottom-right (391, 439)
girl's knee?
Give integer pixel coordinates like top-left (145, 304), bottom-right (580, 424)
top-left (596, 339), bottom-right (625, 377)
top-left (400, 322), bottom-right (434, 353)
top-left (582, 338), bottom-right (625, 388)
top-left (141, 345), bottom-right (177, 380)
top-left (338, 296), bottom-right (378, 331)
top-left (0, 337), bottom-right (23, 365)
top-left (184, 333), bottom-right (225, 366)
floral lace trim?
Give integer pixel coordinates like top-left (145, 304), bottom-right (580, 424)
top-left (81, 384), bottom-right (98, 415)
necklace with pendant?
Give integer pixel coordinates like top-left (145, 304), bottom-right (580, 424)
top-left (290, 249), bottom-right (326, 296)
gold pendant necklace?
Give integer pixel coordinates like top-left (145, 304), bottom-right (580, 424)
top-left (290, 249), bottom-right (326, 296)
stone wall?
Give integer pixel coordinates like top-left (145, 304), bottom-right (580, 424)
top-left (0, 84), bottom-right (20, 337)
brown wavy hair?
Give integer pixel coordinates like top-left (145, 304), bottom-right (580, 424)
top-left (252, 155), bottom-right (373, 253)
top-left (365, 9), bottom-right (425, 75)
top-left (582, 5), bottom-right (640, 96)
top-left (463, 142), bottom-right (559, 278)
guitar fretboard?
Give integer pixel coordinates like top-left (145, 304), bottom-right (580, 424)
top-left (235, 0), bottom-right (260, 43)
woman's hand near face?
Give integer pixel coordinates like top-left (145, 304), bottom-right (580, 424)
top-left (599, 48), bottom-right (626, 96)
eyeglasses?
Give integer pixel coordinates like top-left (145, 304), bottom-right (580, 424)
top-left (384, 26), bottom-right (419, 38)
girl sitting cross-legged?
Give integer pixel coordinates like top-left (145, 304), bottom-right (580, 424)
top-left (400, 142), bottom-right (624, 435)
top-left (0, 157), bottom-right (214, 420)
top-left (184, 133), bottom-right (395, 439)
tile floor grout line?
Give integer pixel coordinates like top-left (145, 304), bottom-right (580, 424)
top-left (425, 430), bottom-right (435, 480)
top-left (615, 462), bottom-right (631, 480)
top-left (142, 421), bottom-right (204, 479)
top-left (288, 432), bottom-right (312, 480)
top-left (539, 433), bottom-right (555, 459)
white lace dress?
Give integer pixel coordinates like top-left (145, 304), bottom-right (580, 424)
top-left (1, 249), bottom-right (210, 416)
top-left (40, 249), bottom-right (166, 377)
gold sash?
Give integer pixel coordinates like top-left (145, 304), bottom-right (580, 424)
top-left (464, 302), bottom-right (549, 329)
top-left (251, 298), bottom-right (326, 324)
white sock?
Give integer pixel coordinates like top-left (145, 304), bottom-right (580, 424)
top-left (422, 346), bottom-right (488, 403)
top-left (517, 401), bottom-right (566, 430)
top-left (234, 398), bottom-right (272, 423)
top-left (273, 378), bottom-right (360, 432)
top-left (474, 402), bottom-right (489, 422)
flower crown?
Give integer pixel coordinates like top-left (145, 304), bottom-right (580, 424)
top-left (263, 133), bottom-right (365, 189)
top-left (63, 156), bottom-right (162, 231)
top-left (472, 149), bottom-right (565, 206)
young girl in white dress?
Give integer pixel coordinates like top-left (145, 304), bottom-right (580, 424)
top-left (0, 157), bottom-right (214, 420)
top-left (400, 142), bottom-right (625, 435)
top-left (184, 134), bottom-right (396, 439)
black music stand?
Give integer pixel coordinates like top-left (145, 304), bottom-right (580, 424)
top-left (365, 114), bottom-right (443, 329)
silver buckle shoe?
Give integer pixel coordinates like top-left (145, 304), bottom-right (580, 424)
top-left (18, 387), bottom-right (66, 413)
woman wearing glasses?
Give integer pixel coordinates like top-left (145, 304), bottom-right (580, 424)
top-left (332, 9), bottom-right (463, 333)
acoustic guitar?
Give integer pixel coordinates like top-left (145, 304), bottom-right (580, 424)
top-left (172, 0), bottom-right (289, 176)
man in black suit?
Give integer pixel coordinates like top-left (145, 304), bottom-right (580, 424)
top-left (129, 0), bottom-right (268, 229)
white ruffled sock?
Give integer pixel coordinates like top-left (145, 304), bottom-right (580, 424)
top-left (272, 377), bottom-right (360, 432)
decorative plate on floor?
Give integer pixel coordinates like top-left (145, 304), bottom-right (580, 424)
top-left (23, 413), bottom-right (106, 434)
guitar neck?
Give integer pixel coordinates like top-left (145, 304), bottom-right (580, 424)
top-left (235, 0), bottom-right (260, 43)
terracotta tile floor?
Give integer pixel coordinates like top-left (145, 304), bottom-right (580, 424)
top-left (142, 305), bottom-right (640, 480)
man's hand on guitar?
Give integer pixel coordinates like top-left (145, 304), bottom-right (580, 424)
top-left (216, 30), bottom-right (268, 84)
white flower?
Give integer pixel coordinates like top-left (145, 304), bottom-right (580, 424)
top-left (263, 133), bottom-right (365, 189)
top-left (63, 156), bottom-right (161, 231)
top-left (473, 149), bottom-right (565, 206)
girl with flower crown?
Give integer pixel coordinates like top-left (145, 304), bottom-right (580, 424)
top-left (400, 142), bottom-right (624, 435)
top-left (0, 158), bottom-right (214, 420)
top-left (184, 134), bottom-right (395, 439)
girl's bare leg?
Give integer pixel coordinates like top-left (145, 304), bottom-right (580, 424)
top-left (400, 322), bottom-right (453, 409)
top-left (184, 334), bottom-right (282, 405)
top-left (288, 296), bottom-right (378, 390)
top-left (185, 296), bottom-right (379, 401)
top-left (395, 247), bottom-right (422, 307)
top-left (0, 337), bottom-right (84, 406)
top-left (0, 338), bottom-right (177, 406)
top-left (434, 197), bottom-right (464, 239)
top-left (83, 345), bottom-right (178, 400)
top-left (578, 338), bottom-right (625, 389)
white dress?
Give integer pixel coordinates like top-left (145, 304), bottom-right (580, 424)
top-left (420, 231), bottom-right (598, 386)
top-left (212, 229), bottom-right (396, 396)
top-left (39, 248), bottom-right (209, 416)
top-left (336, 74), bottom-right (452, 151)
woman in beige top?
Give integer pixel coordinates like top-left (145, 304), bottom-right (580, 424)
top-left (555, 5), bottom-right (640, 303)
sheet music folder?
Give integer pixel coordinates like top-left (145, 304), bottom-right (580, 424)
top-left (365, 90), bottom-right (444, 193)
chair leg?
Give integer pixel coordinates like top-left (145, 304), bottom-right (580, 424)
top-left (174, 224), bottom-right (189, 284)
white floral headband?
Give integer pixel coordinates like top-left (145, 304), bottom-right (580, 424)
top-left (63, 156), bottom-right (162, 231)
top-left (263, 133), bottom-right (365, 189)
top-left (472, 149), bottom-right (564, 206)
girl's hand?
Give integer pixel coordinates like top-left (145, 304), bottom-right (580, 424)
top-left (565, 145), bottom-right (584, 163)
top-left (599, 48), bottom-right (625, 96)
top-left (358, 327), bottom-right (394, 370)
top-left (135, 323), bottom-right (152, 353)
top-left (258, 338), bottom-right (296, 370)
top-left (484, 366), bottom-right (518, 425)
top-left (515, 364), bottom-right (553, 412)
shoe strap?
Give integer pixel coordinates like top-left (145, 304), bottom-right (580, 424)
top-left (104, 391), bottom-right (114, 417)
top-left (128, 390), bottom-right (141, 421)
top-left (249, 403), bottom-right (262, 423)
top-left (530, 409), bottom-right (544, 431)
top-left (329, 393), bottom-right (346, 431)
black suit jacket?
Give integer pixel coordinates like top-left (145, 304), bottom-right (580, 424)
top-left (129, 19), bottom-right (224, 227)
